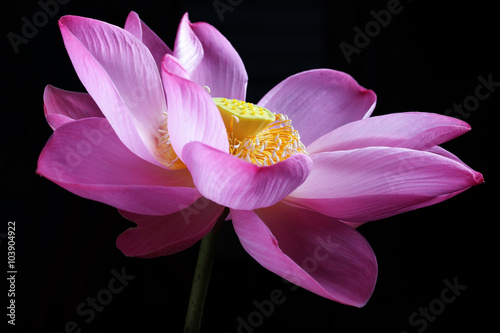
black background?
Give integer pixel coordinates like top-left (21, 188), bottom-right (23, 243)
top-left (2, 0), bottom-right (498, 332)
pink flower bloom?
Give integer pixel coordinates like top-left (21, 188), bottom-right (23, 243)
top-left (37, 12), bottom-right (483, 307)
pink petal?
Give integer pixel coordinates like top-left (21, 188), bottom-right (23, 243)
top-left (44, 85), bottom-right (103, 130)
top-left (182, 141), bottom-right (312, 210)
top-left (258, 69), bottom-right (377, 146)
top-left (37, 118), bottom-right (200, 216)
top-left (124, 11), bottom-right (173, 70)
top-left (161, 53), bottom-right (190, 80)
top-left (307, 112), bottom-right (471, 153)
top-left (189, 20), bottom-right (248, 100)
top-left (426, 145), bottom-right (465, 164)
top-left (117, 199), bottom-right (224, 258)
top-left (232, 202), bottom-right (377, 307)
top-left (161, 61), bottom-right (229, 159)
top-left (173, 13), bottom-right (203, 75)
top-left (307, 147), bottom-right (475, 231)
top-left (287, 147), bottom-right (483, 222)
top-left (59, 15), bottom-right (166, 167)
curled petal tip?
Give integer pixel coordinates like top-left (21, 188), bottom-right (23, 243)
top-left (474, 171), bottom-right (484, 184)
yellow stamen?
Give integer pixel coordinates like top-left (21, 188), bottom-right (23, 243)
top-left (212, 98), bottom-right (308, 166)
top-left (155, 112), bottom-right (186, 169)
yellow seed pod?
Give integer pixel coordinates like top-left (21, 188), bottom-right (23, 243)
top-left (213, 97), bottom-right (275, 141)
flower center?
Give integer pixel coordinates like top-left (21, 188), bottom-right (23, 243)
top-left (214, 98), bottom-right (308, 166)
top-left (155, 98), bottom-right (308, 169)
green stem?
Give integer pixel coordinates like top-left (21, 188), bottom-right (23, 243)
top-left (183, 207), bottom-right (229, 333)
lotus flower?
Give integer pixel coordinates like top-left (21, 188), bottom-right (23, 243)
top-left (37, 12), bottom-right (483, 307)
